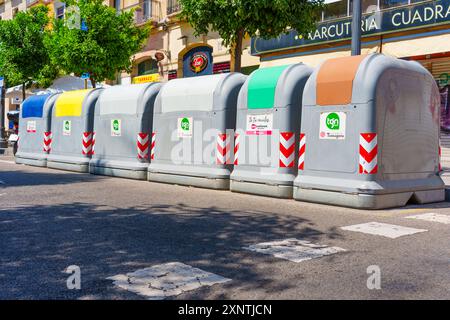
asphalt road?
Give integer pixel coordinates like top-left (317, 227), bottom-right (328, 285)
top-left (0, 157), bottom-right (449, 300)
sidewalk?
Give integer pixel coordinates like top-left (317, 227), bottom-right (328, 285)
top-left (0, 147), bottom-right (13, 156)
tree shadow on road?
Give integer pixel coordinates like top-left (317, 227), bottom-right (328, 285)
top-left (0, 201), bottom-right (347, 300)
top-left (0, 167), bottom-right (105, 188)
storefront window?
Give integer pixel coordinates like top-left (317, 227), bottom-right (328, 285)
top-left (349, 0), bottom-right (379, 14)
top-left (137, 59), bottom-right (158, 76)
top-left (323, 0), bottom-right (349, 21)
top-left (380, 0), bottom-right (409, 10)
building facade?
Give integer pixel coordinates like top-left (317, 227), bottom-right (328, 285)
top-left (113, 0), bottom-right (260, 85)
top-left (252, 0), bottom-right (450, 89)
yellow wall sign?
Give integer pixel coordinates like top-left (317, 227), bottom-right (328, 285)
top-left (132, 74), bottom-right (160, 84)
top-left (55, 89), bottom-right (92, 117)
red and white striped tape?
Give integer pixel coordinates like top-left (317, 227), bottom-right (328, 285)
top-left (150, 132), bottom-right (156, 160)
top-left (216, 133), bottom-right (231, 165)
top-left (298, 133), bottom-right (306, 170)
top-left (43, 131), bottom-right (52, 153)
top-left (279, 132), bottom-right (295, 168)
top-left (234, 133), bottom-right (240, 165)
top-left (359, 133), bottom-right (378, 174)
top-left (137, 133), bottom-right (150, 160)
top-left (82, 132), bottom-right (94, 156)
top-left (91, 132), bottom-right (96, 155)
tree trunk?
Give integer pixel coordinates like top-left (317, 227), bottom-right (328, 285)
top-left (232, 29), bottom-right (244, 73)
top-left (90, 77), bottom-right (96, 88)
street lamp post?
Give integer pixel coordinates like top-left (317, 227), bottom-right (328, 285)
top-left (351, 0), bottom-right (362, 56)
top-left (0, 76), bottom-right (7, 148)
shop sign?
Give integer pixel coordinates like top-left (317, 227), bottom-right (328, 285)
top-left (182, 46), bottom-right (213, 78)
top-left (251, 0), bottom-right (450, 55)
top-left (132, 74), bottom-right (161, 84)
top-left (190, 52), bottom-right (209, 73)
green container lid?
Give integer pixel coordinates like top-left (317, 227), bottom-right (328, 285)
top-left (247, 65), bottom-right (291, 109)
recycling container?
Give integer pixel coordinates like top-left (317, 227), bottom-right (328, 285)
top-left (148, 73), bottom-right (246, 189)
top-left (89, 83), bottom-right (162, 180)
top-left (293, 53), bottom-right (445, 209)
top-left (47, 89), bottom-right (103, 172)
top-left (15, 93), bottom-right (60, 167)
top-left (230, 64), bottom-right (313, 198)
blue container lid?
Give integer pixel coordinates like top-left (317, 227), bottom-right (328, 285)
top-left (21, 94), bottom-right (52, 118)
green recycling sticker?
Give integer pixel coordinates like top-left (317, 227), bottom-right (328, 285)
top-left (111, 119), bottom-right (121, 136)
top-left (320, 112), bottom-right (346, 140)
top-left (63, 120), bottom-right (71, 136)
top-left (178, 117), bottom-right (193, 137)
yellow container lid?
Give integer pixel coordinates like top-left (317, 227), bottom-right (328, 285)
top-left (55, 89), bottom-right (92, 117)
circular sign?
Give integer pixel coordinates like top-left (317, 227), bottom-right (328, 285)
top-left (190, 52), bottom-right (208, 74)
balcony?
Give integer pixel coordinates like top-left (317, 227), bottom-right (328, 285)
top-left (167, 0), bottom-right (181, 15)
top-left (122, 0), bottom-right (162, 26)
top-left (26, 0), bottom-right (40, 7)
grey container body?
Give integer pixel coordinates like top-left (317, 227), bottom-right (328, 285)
top-left (15, 94), bottom-right (60, 167)
top-left (89, 83), bottom-right (162, 180)
top-left (47, 89), bottom-right (103, 173)
top-left (148, 73), bottom-right (247, 189)
top-left (230, 64), bottom-right (313, 198)
top-left (293, 54), bottom-right (445, 209)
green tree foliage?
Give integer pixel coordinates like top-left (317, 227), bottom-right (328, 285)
top-left (45, 0), bottom-right (150, 87)
top-left (179, 0), bottom-right (324, 72)
top-left (0, 5), bottom-right (57, 97)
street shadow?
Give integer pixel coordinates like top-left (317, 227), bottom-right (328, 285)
top-left (0, 167), bottom-right (104, 188)
top-left (0, 201), bottom-right (346, 300)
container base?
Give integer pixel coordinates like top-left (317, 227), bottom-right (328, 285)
top-left (15, 156), bottom-right (47, 168)
top-left (47, 161), bottom-right (89, 173)
top-left (230, 180), bottom-right (293, 199)
top-left (293, 187), bottom-right (445, 210)
top-left (148, 172), bottom-right (229, 190)
top-left (90, 164), bottom-right (147, 180)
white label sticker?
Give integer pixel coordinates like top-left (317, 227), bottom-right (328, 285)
top-left (319, 112), bottom-right (346, 140)
top-left (26, 121), bottom-right (36, 133)
top-left (63, 120), bottom-right (72, 136)
top-left (111, 119), bottom-right (121, 137)
top-left (246, 114), bottom-right (273, 135)
top-left (177, 117), bottom-right (193, 138)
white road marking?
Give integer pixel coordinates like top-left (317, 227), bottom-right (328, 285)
top-left (107, 262), bottom-right (230, 300)
top-left (341, 222), bottom-right (427, 239)
top-left (243, 239), bottom-right (346, 263)
top-left (405, 213), bottom-right (450, 225)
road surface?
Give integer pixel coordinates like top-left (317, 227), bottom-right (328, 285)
top-left (0, 157), bottom-right (449, 300)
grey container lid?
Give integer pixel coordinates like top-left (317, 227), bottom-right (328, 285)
top-left (96, 82), bottom-right (162, 116)
top-left (155, 73), bottom-right (247, 113)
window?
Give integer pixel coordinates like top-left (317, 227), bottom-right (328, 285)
top-left (323, 0), bottom-right (349, 21)
top-left (363, 0), bottom-right (379, 13)
top-left (143, 0), bottom-right (151, 20)
top-left (56, 5), bottom-right (65, 20)
top-left (379, 0), bottom-right (409, 10)
top-left (137, 59), bottom-right (159, 76)
top-left (349, 0), bottom-right (379, 14)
